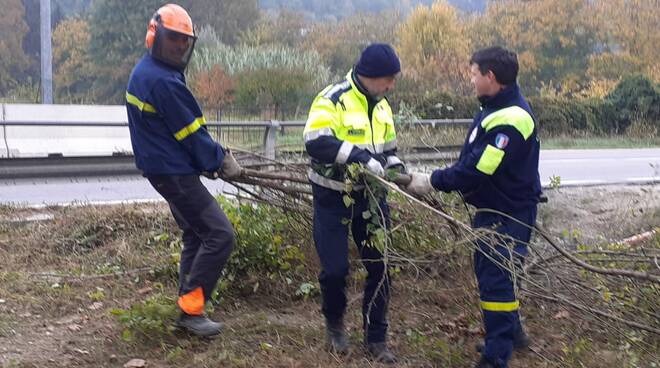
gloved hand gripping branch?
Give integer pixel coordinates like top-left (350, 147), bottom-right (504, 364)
top-left (202, 148), bottom-right (243, 180)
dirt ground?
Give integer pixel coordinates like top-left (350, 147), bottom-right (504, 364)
top-left (539, 184), bottom-right (660, 244)
top-left (0, 184), bottom-right (658, 368)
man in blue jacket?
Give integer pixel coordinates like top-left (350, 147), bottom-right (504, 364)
top-left (125, 4), bottom-right (241, 337)
top-left (405, 46), bottom-right (541, 368)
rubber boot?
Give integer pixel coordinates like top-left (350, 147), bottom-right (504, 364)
top-left (475, 356), bottom-right (497, 368)
top-left (325, 319), bottom-right (349, 354)
top-left (175, 313), bottom-right (223, 337)
top-left (476, 324), bottom-right (531, 353)
top-left (366, 342), bottom-right (397, 364)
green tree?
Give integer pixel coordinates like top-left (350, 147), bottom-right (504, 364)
top-left (397, 1), bottom-right (472, 95)
top-left (591, 0), bottom-right (660, 83)
top-left (240, 9), bottom-right (308, 48)
top-left (0, 0), bottom-right (31, 95)
top-left (301, 10), bottom-right (400, 75)
top-left (234, 67), bottom-right (317, 119)
top-left (53, 17), bottom-right (96, 103)
top-left (180, 0), bottom-right (260, 46)
top-left (471, 0), bottom-right (602, 95)
top-left (87, 0), bottom-right (163, 103)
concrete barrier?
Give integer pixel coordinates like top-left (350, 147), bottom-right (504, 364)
top-left (0, 103), bottom-right (132, 157)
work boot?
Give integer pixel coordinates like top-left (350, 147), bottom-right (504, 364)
top-left (325, 319), bottom-right (349, 354)
top-left (475, 356), bottom-right (496, 368)
top-left (174, 313), bottom-right (223, 337)
top-left (476, 327), bottom-right (531, 352)
top-left (512, 326), bottom-right (531, 350)
top-left (366, 342), bottom-right (397, 364)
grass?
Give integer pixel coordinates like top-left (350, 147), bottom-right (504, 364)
top-left (542, 136), bottom-right (660, 149)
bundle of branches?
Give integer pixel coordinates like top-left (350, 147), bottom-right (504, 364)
top-left (222, 156), bottom-right (659, 356)
top-left (225, 149), bottom-right (312, 208)
top-left (368, 175), bottom-right (659, 358)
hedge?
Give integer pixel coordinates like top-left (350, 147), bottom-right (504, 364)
top-left (394, 74), bottom-right (660, 136)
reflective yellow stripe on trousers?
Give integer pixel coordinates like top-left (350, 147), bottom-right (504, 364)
top-left (480, 300), bottom-right (519, 312)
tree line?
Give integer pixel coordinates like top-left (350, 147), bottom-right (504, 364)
top-left (0, 0), bottom-right (658, 133)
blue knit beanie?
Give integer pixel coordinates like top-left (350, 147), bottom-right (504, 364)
top-left (354, 43), bottom-right (401, 78)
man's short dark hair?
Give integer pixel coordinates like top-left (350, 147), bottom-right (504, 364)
top-left (470, 46), bottom-right (519, 86)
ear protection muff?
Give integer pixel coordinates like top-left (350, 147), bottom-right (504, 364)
top-left (145, 13), bottom-right (160, 49)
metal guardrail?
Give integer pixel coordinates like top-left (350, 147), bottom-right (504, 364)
top-left (1, 118), bottom-right (471, 160)
top-left (0, 155), bottom-right (139, 179)
top-left (0, 115), bottom-right (472, 180)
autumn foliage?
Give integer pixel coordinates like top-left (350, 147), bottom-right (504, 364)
top-left (1, 0), bottom-right (659, 123)
top-left (191, 64), bottom-right (235, 119)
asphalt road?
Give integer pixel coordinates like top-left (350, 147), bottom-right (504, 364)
top-left (1, 148), bottom-right (658, 206)
top-left (538, 148), bottom-right (660, 186)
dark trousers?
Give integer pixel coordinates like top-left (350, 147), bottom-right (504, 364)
top-left (148, 175), bottom-right (235, 303)
top-left (473, 206), bottom-right (537, 368)
top-left (312, 184), bottom-right (391, 343)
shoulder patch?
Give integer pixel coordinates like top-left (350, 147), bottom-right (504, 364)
top-left (495, 133), bottom-right (510, 149)
top-left (323, 80), bottom-right (352, 104)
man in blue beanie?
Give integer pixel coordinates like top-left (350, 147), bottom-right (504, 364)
top-left (302, 43), bottom-right (405, 364)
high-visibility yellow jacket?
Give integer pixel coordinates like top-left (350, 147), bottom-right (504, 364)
top-left (303, 70), bottom-right (402, 191)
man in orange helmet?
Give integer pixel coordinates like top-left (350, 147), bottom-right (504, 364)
top-left (125, 3), bottom-right (242, 337)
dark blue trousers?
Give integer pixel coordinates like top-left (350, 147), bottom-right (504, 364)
top-left (473, 206), bottom-right (537, 368)
top-left (148, 175), bottom-right (235, 303)
top-left (312, 184), bottom-right (391, 343)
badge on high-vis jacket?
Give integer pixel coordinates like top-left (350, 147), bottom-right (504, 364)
top-left (495, 133), bottom-right (509, 149)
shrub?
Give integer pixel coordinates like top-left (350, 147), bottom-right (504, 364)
top-left (191, 43), bottom-right (331, 88)
top-left (392, 86), bottom-right (478, 120)
top-left (233, 67), bottom-right (317, 119)
top-left (111, 293), bottom-right (178, 343)
top-left (394, 73), bottom-right (660, 137)
top-left (605, 74), bottom-right (660, 133)
top-left (215, 198), bottom-right (310, 298)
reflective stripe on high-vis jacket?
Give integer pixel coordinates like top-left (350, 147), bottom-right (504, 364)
top-left (481, 105), bottom-right (534, 139)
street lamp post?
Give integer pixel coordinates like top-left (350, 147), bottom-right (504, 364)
top-left (40, 0), bottom-right (53, 104)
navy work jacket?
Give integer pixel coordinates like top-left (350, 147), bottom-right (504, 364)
top-left (126, 55), bottom-right (224, 175)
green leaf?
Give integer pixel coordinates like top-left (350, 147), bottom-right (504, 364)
top-left (342, 195), bottom-right (354, 208)
top-left (121, 328), bottom-right (133, 342)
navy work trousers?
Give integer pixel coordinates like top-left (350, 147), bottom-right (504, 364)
top-left (473, 206), bottom-right (537, 368)
top-left (148, 175), bottom-right (235, 303)
top-left (312, 184), bottom-right (391, 343)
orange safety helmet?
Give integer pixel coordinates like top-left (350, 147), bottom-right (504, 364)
top-left (145, 4), bottom-right (197, 70)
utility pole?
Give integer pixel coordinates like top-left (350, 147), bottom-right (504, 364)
top-left (40, 0), bottom-right (53, 104)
